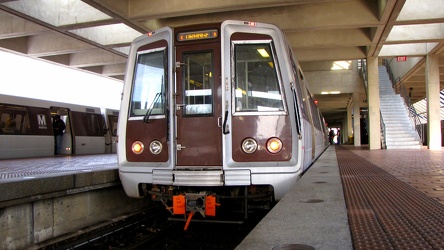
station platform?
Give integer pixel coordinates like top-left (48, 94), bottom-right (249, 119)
top-left (0, 154), bottom-right (118, 206)
top-left (0, 154), bottom-right (148, 249)
top-left (237, 145), bottom-right (444, 250)
top-left (0, 154), bottom-right (117, 182)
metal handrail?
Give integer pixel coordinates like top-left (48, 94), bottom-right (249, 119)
top-left (408, 105), bottom-right (425, 144)
top-left (380, 111), bottom-right (387, 149)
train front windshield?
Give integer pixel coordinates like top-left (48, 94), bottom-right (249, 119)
top-left (234, 42), bottom-right (285, 113)
top-left (130, 49), bottom-right (166, 118)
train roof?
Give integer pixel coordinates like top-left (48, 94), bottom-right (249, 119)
top-left (0, 94), bottom-right (104, 113)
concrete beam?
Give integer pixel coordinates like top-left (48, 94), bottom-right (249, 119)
top-left (0, 11), bottom-right (48, 39)
top-left (139, 0), bottom-right (380, 32)
top-left (126, 0), bottom-right (351, 20)
top-left (69, 24), bottom-right (141, 46)
top-left (295, 47), bottom-right (366, 62)
top-left (27, 31), bottom-right (95, 56)
top-left (0, 36), bottom-right (27, 53)
top-left (1, 0), bottom-right (111, 27)
top-left (102, 63), bottom-right (126, 76)
top-left (379, 43), bottom-right (440, 57)
top-left (81, 66), bottom-right (103, 74)
top-left (286, 28), bottom-right (372, 49)
top-left (110, 74), bottom-right (125, 81)
top-left (69, 49), bottom-right (126, 67)
top-left (40, 54), bottom-right (70, 65)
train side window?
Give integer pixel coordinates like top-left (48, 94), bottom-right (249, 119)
top-left (130, 48), bottom-right (167, 118)
top-left (233, 41), bottom-right (285, 114)
top-left (87, 114), bottom-right (103, 136)
top-left (287, 45), bottom-right (308, 119)
top-left (108, 115), bottom-right (118, 136)
top-left (0, 105), bottom-right (30, 134)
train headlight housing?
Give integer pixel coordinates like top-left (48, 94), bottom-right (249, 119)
top-left (149, 140), bottom-right (162, 155)
top-left (241, 138), bottom-right (258, 154)
top-left (132, 141), bottom-right (144, 154)
top-left (266, 137), bottom-right (283, 154)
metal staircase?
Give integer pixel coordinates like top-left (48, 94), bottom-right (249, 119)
top-left (379, 66), bottom-right (422, 149)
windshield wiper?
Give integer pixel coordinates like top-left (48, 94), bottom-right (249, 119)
top-left (143, 92), bottom-right (161, 123)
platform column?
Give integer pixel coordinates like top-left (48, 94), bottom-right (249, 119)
top-left (426, 54), bottom-right (441, 150)
top-left (367, 56), bottom-right (381, 150)
top-left (353, 92), bottom-right (361, 146)
top-left (347, 102), bottom-right (353, 144)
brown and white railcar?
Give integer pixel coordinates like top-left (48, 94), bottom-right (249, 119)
top-left (118, 20), bottom-right (328, 223)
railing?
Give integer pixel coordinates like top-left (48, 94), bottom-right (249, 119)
top-left (358, 59), bottom-right (371, 145)
top-left (383, 59), bottom-right (424, 145)
top-left (408, 105), bottom-right (425, 144)
top-left (380, 111), bottom-right (387, 149)
top-left (358, 59), bottom-right (368, 92)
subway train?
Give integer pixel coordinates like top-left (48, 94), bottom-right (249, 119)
top-left (0, 94), bottom-right (118, 160)
top-left (117, 20), bottom-right (329, 225)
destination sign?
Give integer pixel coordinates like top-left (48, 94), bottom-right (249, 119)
top-left (177, 29), bottom-right (218, 41)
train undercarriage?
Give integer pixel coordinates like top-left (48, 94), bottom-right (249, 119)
top-left (143, 184), bottom-right (275, 230)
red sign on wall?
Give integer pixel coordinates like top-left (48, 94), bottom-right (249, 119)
top-left (397, 56), bottom-right (407, 62)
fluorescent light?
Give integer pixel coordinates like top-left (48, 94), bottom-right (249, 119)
top-left (321, 91), bottom-right (341, 95)
top-left (331, 61), bottom-right (351, 70)
top-left (257, 49), bottom-right (270, 58)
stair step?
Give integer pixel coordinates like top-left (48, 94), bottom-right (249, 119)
top-left (379, 66), bottom-right (422, 150)
top-left (386, 144), bottom-right (422, 149)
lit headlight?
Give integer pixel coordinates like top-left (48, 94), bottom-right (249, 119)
top-left (266, 137), bottom-right (282, 154)
top-left (241, 138), bottom-right (258, 154)
top-left (149, 140), bottom-right (162, 155)
top-left (132, 141), bottom-right (144, 154)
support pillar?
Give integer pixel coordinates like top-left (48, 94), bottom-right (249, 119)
top-left (426, 54), bottom-right (441, 150)
top-left (347, 102), bottom-right (353, 144)
top-left (367, 57), bottom-right (381, 150)
top-left (353, 92), bottom-right (361, 147)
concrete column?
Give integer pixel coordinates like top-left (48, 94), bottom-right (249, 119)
top-left (426, 54), bottom-right (442, 150)
top-left (367, 57), bottom-right (381, 150)
top-left (353, 92), bottom-right (361, 146)
top-left (347, 102), bottom-right (353, 144)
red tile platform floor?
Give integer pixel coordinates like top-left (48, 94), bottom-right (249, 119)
top-left (336, 145), bottom-right (444, 249)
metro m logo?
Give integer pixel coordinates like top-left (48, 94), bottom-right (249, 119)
top-left (37, 114), bottom-right (47, 129)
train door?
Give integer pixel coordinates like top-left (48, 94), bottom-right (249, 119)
top-left (175, 43), bottom-right (222, 167)
top-left (105, 111), bottom-right (118, 154)
top-left (50, 107), bottom-right (73, 155)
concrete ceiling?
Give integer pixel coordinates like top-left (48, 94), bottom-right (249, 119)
top-left (0, 0), bottom-right (443, 126)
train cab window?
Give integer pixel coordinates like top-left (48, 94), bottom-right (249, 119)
top-left (182, 52), bottom-right (213, 116)
top-left (130, 48), bottom-right (166, 118)
top-left (233, 42), bottom-right (285, 114)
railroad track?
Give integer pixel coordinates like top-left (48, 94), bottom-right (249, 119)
top-left (37, 204), bottom-right (268, 249)
top-left (37, 204), bottom-right (174, 249)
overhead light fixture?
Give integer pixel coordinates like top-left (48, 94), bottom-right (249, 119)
top-left (257, 49), bottom-right (270, 58)
top-left (321, 91), bottom-right (341, 95)
top-left (331, 61), bottom-right (351, 70)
